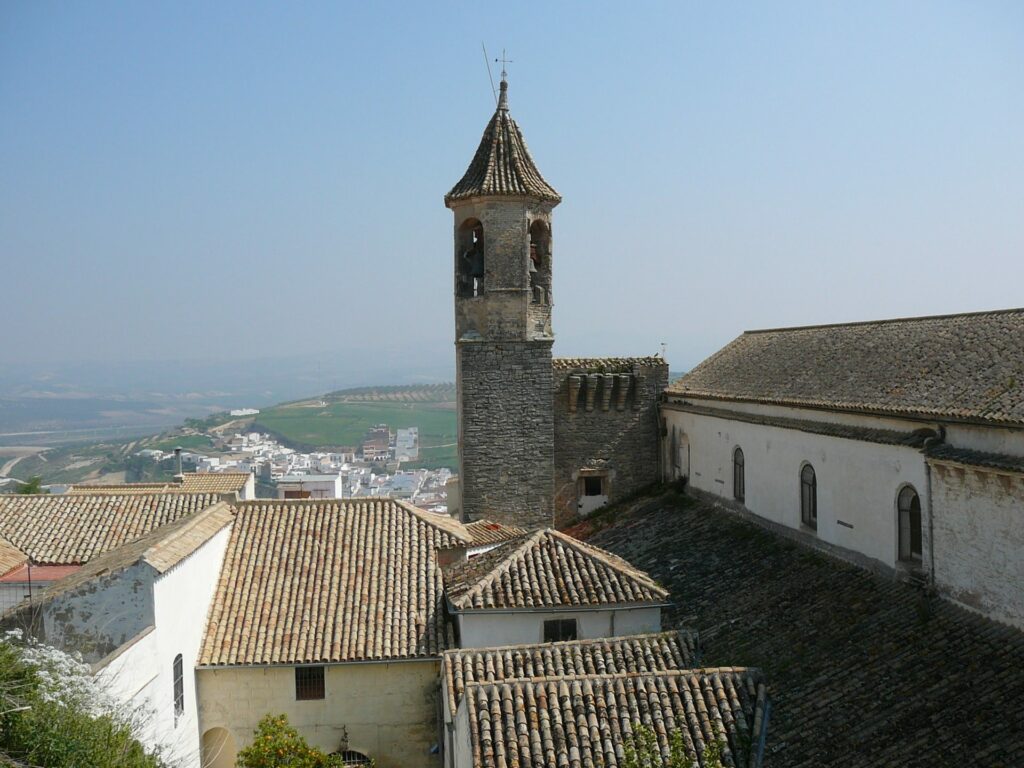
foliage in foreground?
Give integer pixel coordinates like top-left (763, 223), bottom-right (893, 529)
top-left (236, 714), bottom-right (350, 768)
top-left (622, 723), bottom-right (726, 768)
top-left (0, 631), bottom-right (162, 768)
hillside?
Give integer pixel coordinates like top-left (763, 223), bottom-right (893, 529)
top-left (253, 383), bottom-right (457, 469)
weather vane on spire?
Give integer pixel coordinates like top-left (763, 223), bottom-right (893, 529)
top-left (495, 49), bottom-right (513, 83)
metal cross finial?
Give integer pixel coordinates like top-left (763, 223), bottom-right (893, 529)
top-left (495, 49), bottom-right (513, 82)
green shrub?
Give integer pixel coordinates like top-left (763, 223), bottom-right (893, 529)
top-left (0, 632), bottom-right (162, 768)
top-left (236, 714), bottom-right (348, 768)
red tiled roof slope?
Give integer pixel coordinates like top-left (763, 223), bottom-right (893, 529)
top-left (0, 493), bottom-right (220, 565)
top-left (444, 528), bottom-right (668, 610)
top-left (199, 499), bottom-right (471, 665)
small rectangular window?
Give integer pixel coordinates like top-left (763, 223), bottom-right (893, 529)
top-left (295, 666), bottom-right (325, 700)
top-left (543, 618), bottom-right (578, 643)
top-left (172, 654), bottom-right (184, 723)
top-left (583, 477), bottom-right (604, 496)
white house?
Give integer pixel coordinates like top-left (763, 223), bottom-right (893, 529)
top-left (276, 473), bottom-right (344, 499)
top-left (663, 307), bottom-right (1024, 626)
top-left (0, 496), bottom-right (232, 766)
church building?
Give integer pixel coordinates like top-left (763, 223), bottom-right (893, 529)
top-left (445, 74), bottom-right (667, 529)
top-left (664, 308), bottom-right (1024, 627)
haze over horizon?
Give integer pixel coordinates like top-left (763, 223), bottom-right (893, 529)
top-left (3, 2), bottom-right (1023, 379)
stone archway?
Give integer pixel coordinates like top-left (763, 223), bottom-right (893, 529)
top-left (201, 727), bottom-right (237, 768)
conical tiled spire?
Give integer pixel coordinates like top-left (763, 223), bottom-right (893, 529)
top-left (445, 79), bottom-right (561, 206)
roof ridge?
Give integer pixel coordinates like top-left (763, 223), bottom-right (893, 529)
top-left (454, 529), bottom-right (548, 606)
top-left (141, 500), bottom-right (233, 570)
top-left (546, 528), bottom-right (667, 594)
top-left (462, 666), bottom-right (764, 690)
top-left (744, 306), bottom-right (1024, 335)
top-left (394, 499), bottom-right (472, 543)
top-left (441, 628), bottom-right (694, 657)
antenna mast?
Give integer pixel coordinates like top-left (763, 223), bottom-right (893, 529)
top-left (481, 43), bottom-right (498, 106)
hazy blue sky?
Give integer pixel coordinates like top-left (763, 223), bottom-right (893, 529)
top-left (2, 2), bottom-right (1022, 375)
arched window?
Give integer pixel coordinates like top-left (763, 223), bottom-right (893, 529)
top-left (457, 219), bottom-right (484, 298)
top-left (172, 653), bottom-right (184, 722)
top-left (733, 447), bottom-right (745, 502)
top-left (800, 464), bottom-right (817, 530)
top-left (528, 220), bottom-right (551, 305)
top-left (898, 486), bottom-right (922, 562)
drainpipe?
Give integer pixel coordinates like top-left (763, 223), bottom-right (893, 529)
top-left (921, 426), bottom-right (946, 586)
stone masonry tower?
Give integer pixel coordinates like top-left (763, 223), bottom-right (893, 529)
top-left (445, 75), bottom-right (560, 529)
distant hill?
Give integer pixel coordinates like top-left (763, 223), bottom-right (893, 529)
top-left (253, 384), bottom-right (458, 469)
top-left (323, 383), bottom-right (456, 404)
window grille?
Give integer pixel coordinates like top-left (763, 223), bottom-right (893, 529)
top-left (172, 654), bottom-right (184, 723)
top-left (295, 666), bottom-right (325, 700)
top-left (800, 464), bottom-right (817, 530)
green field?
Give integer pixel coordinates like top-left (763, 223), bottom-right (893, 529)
top-left (254, 400), bottom-right (458, 469)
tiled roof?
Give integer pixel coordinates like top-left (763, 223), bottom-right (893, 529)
top-left (670, 308), bottom-right (1024, 425)
top-left (444, 528), bottom-right (668, 610)
top-left (199, 499), bottom-right (472, 666)
top-left (18, 503), bottom-right (233, 610)
top-left (552, 356), bottom-right (666, 372)
top-left (465, 519), bottom-right (528, 548)
top-left (66, 483), bottom-right (175, 495)
top-left (441, 631), bottom-right (699, 720)
top-left (464, 668), bottom-right (768, 768)
top-left (445, 80), bottom-right (560, 205)
top-left (666, 403), bottom-right (935, 448)
top-left (925, 443), bottom-right (1024, 474)
top-left (586, 493), bottom-right (1024, 766)
top-left (0, 493), bottom-right (220, 565)
top-left (67, 472), bottom-right (251, 496)
top-left (179, 472), bottom-right (251, 494)
top-left (0, 536), bottom-right (26, 577)
top-left (0, 564), bottom-right (80, 584)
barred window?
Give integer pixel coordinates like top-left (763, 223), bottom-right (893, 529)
top-left (295, 666), bottom-right (325, 700)
top-left (172, 654), bottom-right (184, 722)
top-left (800, 464), bottom-right (817, 530)
top-left (733, 447), bottom-right (745, 502)
top-left (898, 486), bottom-right (922, 562)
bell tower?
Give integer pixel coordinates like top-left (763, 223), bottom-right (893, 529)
top-left (445, 75), bottom-right (560, 529)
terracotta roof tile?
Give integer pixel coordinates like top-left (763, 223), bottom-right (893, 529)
top-left (67, 472), bottom-right (251, 496)
top-left (464, 668), bottom-right (768, 768)
top-left (13, 502), bottom-right (234, 612)
top-left (465, 520), bottom-right (528, 547)
top-left (445, 81), bottom-right (560, 205)
top-left (0, 493), bottom-right (221, 565)
top-left (199, 499), bottom-right (471, 665)
top-left (670, 307), bottom-right (1024, 425)
top-left (444, 529), bottom-right (668, 610)
top-left (442, 631), bottom-right (699, 721)
top-left (0, 535), bottom-right (26, 577)
top-left (178, 473), bottom-right (251, 494)
top-left (66, 483), bottom-right (174, 495)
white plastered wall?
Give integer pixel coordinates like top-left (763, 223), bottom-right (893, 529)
top-left (96, 524), bottom-right (232, 767)
top-left (664, 401), bottom-right (929, 571)
top-left (456, 606), bottom-right (662, 649)
top-left (930, 462), bottom-right (1024, 627)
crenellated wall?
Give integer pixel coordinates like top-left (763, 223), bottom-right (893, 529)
top-left (552, 358), bottom-right (668, 526)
